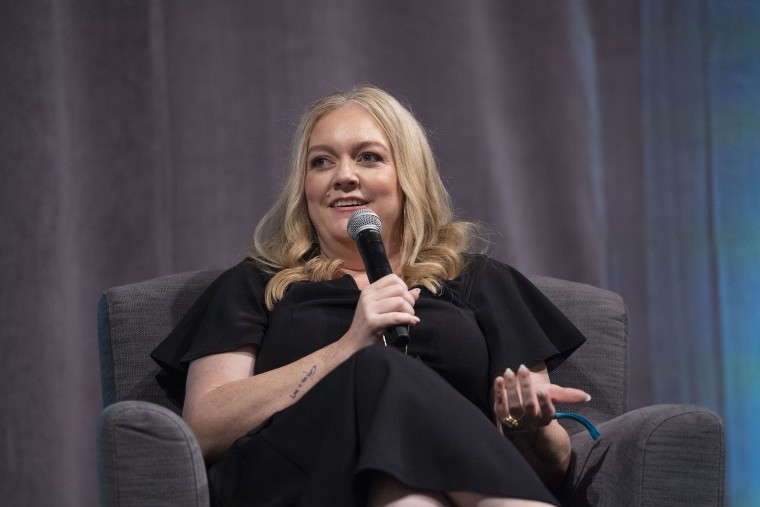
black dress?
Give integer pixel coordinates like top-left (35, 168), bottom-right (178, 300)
top-left (152, 254), bottom-right (586, 506)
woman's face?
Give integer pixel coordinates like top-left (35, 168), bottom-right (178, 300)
top-left (304, 106), bottom-right (403, 259)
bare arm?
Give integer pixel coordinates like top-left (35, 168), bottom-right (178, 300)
top-left (182, 274), bottom-right (420, 463)
top-left (183, 339), bottom-right (359, 463)
top-left (492, 362), bottom-right (590, 489)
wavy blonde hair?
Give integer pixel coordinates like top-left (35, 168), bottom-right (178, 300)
top-left (250, 86), bottom-right (477, 309)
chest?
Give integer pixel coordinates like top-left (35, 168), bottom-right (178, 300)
top-left (255, 280), bottom-right (492, 412)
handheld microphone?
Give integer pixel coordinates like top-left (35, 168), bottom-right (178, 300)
top-left (347, 209), bottom-right (410, 348)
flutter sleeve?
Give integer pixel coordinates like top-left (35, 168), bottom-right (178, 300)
top-left (150, 259), bottom-right (271, 404)
top-left (464, 255), bottom-right (586, 380)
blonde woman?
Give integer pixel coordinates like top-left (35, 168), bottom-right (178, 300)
top-left (153, 86), bottom-right (589, 506)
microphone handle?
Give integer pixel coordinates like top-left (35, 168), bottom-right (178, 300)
top-left (356, 230), bottom-right (411, 348)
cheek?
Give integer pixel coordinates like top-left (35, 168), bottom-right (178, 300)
top-left (304, 174), bottom-right (325, 202)
top-left (371, 172), bottom-right (400, 197)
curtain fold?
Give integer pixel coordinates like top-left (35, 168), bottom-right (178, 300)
top-left (1, 1), bottom-right (756, 504)
top-left (641, 1), bottom-right (760, 503)
top-left (706, 2), bottom-right (760, 504)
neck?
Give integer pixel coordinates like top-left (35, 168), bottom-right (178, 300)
top-left (319, 240), bottom-right (403, 277)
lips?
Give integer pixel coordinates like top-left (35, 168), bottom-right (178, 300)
top-left (330, 198), bottom-right (368, 208)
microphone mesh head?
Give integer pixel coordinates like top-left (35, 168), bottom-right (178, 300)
top-left (347, 209), bottom-right (382, 239)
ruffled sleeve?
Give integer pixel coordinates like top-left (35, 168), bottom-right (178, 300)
top-left (464, 255), bottom-right (586, 379)
top-left (151, 259), bottom-right (271, 404)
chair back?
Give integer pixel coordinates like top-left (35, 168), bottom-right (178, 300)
top-left (98, 270), bottom-right (222, 414)
top-left (529, 275), bottom-right (628, 428)
top-left (97, 271), bottom-right (628, 428)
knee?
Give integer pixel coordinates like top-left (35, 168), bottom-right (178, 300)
top-left (346, 346), bottom-right (420, 393)
top-left (351, 345), bottom-right (405, 375)
top-left (368, 472), bottom-right (450, 507)
top-left (351, 345), bottom-right (390, 372)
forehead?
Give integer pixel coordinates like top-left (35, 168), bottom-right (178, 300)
top-left (308, 106), bottom-right (390, 147)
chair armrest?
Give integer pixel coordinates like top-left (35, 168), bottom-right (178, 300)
top-left (562, 404), bottom-right (724, 506)
top-left (96, 401), bottom-right (209, 507)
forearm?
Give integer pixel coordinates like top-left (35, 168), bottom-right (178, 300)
top-left (518, 423), bottom-right (572, 478)
top-left (184, 339), bottom-right (360, 463)
top-left (184, 275), bottom-right (421, 463)
top-left (504, 419), bottom-right (572, 489)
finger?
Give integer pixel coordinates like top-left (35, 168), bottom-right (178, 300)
top-left (372, 273), bottom-right (407, 289)
top-left (374, 273), bottom-right (403, 283)
top-left (372, 311), bottom-right (420, 331)
top-left (546, 385), bottom-right (592, 404)
top-left (503, 368), bottom-right (523, 417)
top-left (371, 282), bottom-right (417, 307)
top-left (536, 390), bottom-right (556, 425)
top-left (518, 364), bottom-right (539, 418)
top-left (381, 312), bottom-right (420, 328)
top-left (492, 377), bottom-right (510, 426)
top-left (370, 295), bottom-right (417, 319)
top-left (361, 281), bottom-right (411, 306)
top-left (354, 299), bottom-right (417, 335)
top-left (493, 376), bottom-right (507, 406)
top-left (368, 278), bottom-right (421, 308)
top-left (401, 288), bottom-right (419, 308)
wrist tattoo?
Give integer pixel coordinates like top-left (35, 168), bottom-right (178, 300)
top-left (290, 365), bottom-right (317, 399)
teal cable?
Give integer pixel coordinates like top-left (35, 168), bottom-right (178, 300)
top-left (555, 412), bottom-right (601, 440)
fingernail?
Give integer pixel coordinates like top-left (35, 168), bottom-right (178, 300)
top-left (585, 394), bottom-right (592, 402)
top-left (505, 368), bottom-right (514, 376)
top-left (413, 316), bottom-right (421, 323)
top-left (518, 364), bottom-right (528, 372)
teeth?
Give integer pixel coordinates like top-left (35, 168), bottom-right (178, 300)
top-left (333, 199), bottom-right (366, 208)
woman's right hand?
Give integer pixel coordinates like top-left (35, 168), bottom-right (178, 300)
top-left (342, 274), bottom-right (421, 350)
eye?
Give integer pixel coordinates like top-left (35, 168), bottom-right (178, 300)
top-left (309, 156), bottom-right (329, 169)
top-left (359, 152), bottom-right (382, 163)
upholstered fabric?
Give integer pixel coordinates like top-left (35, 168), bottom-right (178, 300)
top-left (529, 275), bottom-right (628, 430)
top-left (96, 270), bottom-right (724, 506)
top-left (566, 405), bottom-right (725, 506)
top-left (98, 270), bottom-right (222, 413)
top-left (96, 400), bottom-right (209, 507)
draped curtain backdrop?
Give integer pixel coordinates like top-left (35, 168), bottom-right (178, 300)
top-left (2, 1), bottom-right (757, 504)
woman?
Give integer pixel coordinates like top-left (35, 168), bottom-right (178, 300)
top-left (152, 86), bottom-right (590, 506)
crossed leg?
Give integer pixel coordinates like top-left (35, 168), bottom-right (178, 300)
top-left (368, 473), bottom-right (555, 507)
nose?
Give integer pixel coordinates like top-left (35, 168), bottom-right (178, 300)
top-left (333, 158), bottom-right (359, 190)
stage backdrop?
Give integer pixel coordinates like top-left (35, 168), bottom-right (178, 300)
top-left (1, 1), bottom-right (757, 505)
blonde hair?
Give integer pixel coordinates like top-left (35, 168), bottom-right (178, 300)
top-left (250, 86), bottom-right (477, 309)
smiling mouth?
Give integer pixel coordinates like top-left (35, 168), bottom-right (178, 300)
top-left (330, 199), bottom-right (368, 208)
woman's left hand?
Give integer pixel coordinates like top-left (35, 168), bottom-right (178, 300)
top-left (492, 363), bottom-right (590, 432)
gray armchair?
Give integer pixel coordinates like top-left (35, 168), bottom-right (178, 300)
top-left (96, 270), bottom-right (724, 506)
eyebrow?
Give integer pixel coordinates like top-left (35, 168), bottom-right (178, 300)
top-left (306, 141), bottom-right (389, 156)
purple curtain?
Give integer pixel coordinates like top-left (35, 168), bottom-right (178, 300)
top-left (2, 1), bottom-right (756, 504)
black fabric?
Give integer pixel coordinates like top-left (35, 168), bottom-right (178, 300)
top-left (151, 262), bottom-right (273, 404)
top-left (151, 254), bottom-right (585, 504)
top-left (151, 255), bottom-right (585, 410)
top-left (209, 347), bottom-right (557, 506)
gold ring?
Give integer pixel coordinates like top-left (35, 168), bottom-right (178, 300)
top-left (503, 415), bottom-right (520, 429)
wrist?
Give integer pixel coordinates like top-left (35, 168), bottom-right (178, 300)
top-left (330, 335), bottom-right (365, 362)
top-left (500, 421), bottom-right (530, 435)
top-left (503, 426), bottom-right (541, 447)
